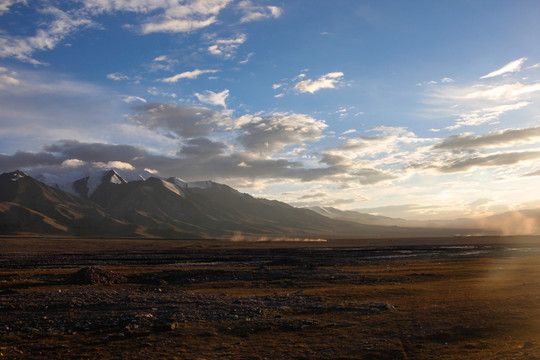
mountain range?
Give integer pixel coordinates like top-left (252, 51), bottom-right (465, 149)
top-left (0, 169), bottom-right (536, 239)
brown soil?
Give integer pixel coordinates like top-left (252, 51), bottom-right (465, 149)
top-left (0, 236), bottom-right (539, 359)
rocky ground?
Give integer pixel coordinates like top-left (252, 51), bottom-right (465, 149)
top-left (1, 237), bottom-right (540, 359)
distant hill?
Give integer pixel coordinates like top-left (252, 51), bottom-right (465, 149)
top-left (0, 170), bottom-right (495, 238)
top-left (308, 205), bottom-right (540, 236)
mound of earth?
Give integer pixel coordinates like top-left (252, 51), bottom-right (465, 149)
top-left (70, 266), bottom-right (126, 285)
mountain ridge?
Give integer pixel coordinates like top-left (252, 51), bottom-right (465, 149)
top-left (0, 170), bottom-right (506, 238)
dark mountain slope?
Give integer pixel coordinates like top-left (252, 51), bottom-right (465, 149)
top-left (0, 171), bottom-right (137, 236)
top-left (0, 170), bottom-right (489, 238)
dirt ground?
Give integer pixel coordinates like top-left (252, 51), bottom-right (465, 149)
top-left (1, 236), bottom-right (539, 359)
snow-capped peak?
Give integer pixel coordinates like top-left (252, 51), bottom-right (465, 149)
top-left (102, 169), bottom-right (128, 185)
top-left (166, 177), bottom-right (216, 190)
top-left (9, 170), bottom-right (28, 181)
top-left (158, 178), bottom-right (185, 198)
top-left (167, 177), bottom-right (189, 188)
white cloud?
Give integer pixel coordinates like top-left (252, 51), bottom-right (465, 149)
top-left (144, 167), bottom-right (159, 174)
top-left (150, 55), bottom-right (178, 71)
top-left (0, 0), bottom-right (274, 64)
top-left (447, 101), bottom-right (530, 130)
top-left (147, 87), bottom-right (177, 98)
top-left (480, 57), bottom-right (527, 79)
top-left (427, 78), bottom-right (540, 131)
top-left (208, 34), bottom-right (246, 59)
top-left (194, 89), bottom-right (229, 108)
top-left (236, 112), bottom-right (327, 154)
top-left (107, 72), bottom-right (129, 81)
top-left (95, 160), bottom-right (135, 171)
top-left (441, 77), bottom-right (454, 83)
top-left (122, 95), bottom-right (147, 103)
top-left (294, 72), bottom-right (344, 94)
top-left (140, 0), bottom-right (233, 34)
top-left (239, 52), bottom-right (254, 64)
top-left (61, 158), bottom-right (85, 168)
top-left (0, 67), bottom-right (20, 88)
top-left (142, 16), bottom-right (218, 34)
top-left (0, 6), bottom-right (95, 64)
top-left (154, 55), bottom-right (168, 62)
top-left (238, 0), bottom-right (282, 23)
top-left (0, 0), bottom-right (26, 15)
top-left (160, 69), bottom-right (219, 83)
top-left (82, 0), bottom-right (234, 34)
top-left (465, 82), bottom-right (540, 101)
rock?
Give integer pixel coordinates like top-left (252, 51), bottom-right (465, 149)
top-left (369, 303), bottom-right (395, 311)
top-left (70, 267), bottom-right (126, 285)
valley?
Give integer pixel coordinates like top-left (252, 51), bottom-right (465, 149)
top-left (1, 236), bottom-right (539, 359)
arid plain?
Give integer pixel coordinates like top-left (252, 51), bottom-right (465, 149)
top-left (1, 236), bottom-right (539, 359)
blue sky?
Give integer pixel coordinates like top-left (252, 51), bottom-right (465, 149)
top-left (1, 0), bottom-right (540, 220)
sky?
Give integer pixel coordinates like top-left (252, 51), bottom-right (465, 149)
top-left (1, 0), bottom-right (540, 220)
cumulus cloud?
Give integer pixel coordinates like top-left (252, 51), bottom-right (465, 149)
top-left (194, 89), bottom-right (229, 107)
top-left (130, 103), bottom-right (228, 139)
top-left (178, 137), bottom-right (227, 158)
top-left (236, 113), bottom-right (327, 154)
top-left (1, 139), bottom-right (344, 183)
top-left (95, 160), bottom-right (135, 171)
top-left (61, 158), bottom-right (85, 168)
top-left (43, 140), bottom-right (149, 164)
top-left (208, 34), bottom-right (246, 59)
top-left (321, 126), bottom-right (420, 162)
top-left (0, 151), bottom-right (62, 171)
top-left (238, 0), bottom-right (281, 23)
top-left (294, 72), bottom-right (344, 94)
top-left (160, 69), bottom-right (219, 83)
top-left (480, 57), bottom-right (527, 79)
top-left (434, 126), bottom-right (540, 151)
